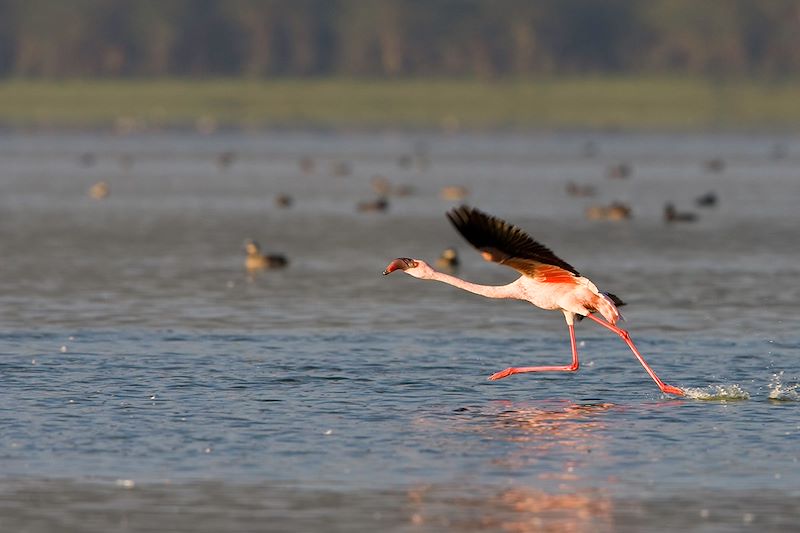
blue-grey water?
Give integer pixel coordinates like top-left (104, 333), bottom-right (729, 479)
top-left (0, 130), bottom-right (799, 531)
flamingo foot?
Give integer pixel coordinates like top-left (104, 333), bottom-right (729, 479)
top-left (488, 367), bottom-right (517, 381)
top-left (660, 384), bottom-right (684, 396)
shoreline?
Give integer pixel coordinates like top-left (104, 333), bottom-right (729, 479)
top-left (3, 77), bottom-right (800, 132)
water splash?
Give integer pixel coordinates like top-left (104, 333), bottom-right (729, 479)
top-left (768, 372), bottom-right (800, 401)
top-left (682, 384), bottom-right (751, 401)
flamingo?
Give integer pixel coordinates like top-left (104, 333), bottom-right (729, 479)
top-left (383, 205), bottom-right (684, 396)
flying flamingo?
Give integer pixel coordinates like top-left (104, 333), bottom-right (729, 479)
top-left (383, 205), bottom-right (684, 396)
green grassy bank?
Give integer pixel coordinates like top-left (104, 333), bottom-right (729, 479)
top-left (2, 77), bottom-right (800, 131)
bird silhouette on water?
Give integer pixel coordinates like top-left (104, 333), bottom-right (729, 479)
top-left (244, 239), bottom-right (288, 271)
top-left (664, 203), bottom-right (698, 223)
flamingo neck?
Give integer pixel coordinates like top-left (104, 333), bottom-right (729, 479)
top-left (429, 270), bottom-right (515, 299)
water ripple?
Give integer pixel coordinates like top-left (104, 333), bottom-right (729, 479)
top-left (682, 384), bottom-right (751, 401)
top-left (768, 372), bottom-right (800, 401)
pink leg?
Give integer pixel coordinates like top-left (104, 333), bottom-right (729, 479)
top-left (584, 314), bottom-right (683, 396)
top-left (488, 323), bottom-right (580, 381)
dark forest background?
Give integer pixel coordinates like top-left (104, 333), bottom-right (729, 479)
top-left (1, 0), bottom-right (799, 79)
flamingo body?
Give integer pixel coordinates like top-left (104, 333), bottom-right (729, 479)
top-left (444, 205), bottom-right (620, 325)
top-left (383, 206), bottom-right (683, 396)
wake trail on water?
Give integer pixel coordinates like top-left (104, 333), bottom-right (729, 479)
top-left (679, 372), bottom-right (800, 401)
top-left (682, 384), bottom-right (751, 401)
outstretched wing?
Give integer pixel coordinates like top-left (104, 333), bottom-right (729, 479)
top-left (446, 205), bottom-right (580, 280)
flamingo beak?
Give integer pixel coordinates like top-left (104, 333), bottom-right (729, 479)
top-left (382, 258), bottom-right (417, 275)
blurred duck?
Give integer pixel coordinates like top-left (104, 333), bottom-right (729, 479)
top-left (585, 202), bottom-right (632, 221)
top-left (118, 153), bottom-right (134, 171)
top-left (298, 155), bottom-right (315, 174)
top-left (370, 175), bottom-right (392, 195)
top-left (435, 247), bottom-right (460, 273)
top-left (79, 152), bottom-right (96, 167)
top-left (244, 239), bottom-right (288, 270)
top-left (88, 181), bottom-right (110, 200)
top-left (704, 158), bottom-right (725, 173)
top-left (695, 191), bottom-right (718, 208)
top-left (566, 181), bottom-right (596, 197)
top-left (217, 150), bottom-right (236, 170)
top-left (664, 203), bottom-right (698, 223)
top-left (274, 193), bottom-right (293, 208)
top-left (331, 160), bottom-right (352, 177)
top-left (393, 184), bottom-right (415, 197)
top-left (370, 175), bottom-right (415, 198)
top-left (356, 196), bottom-right (389, 213)
top-left (397, 152), bottom-right (431, 172)
top-left (440, 185), bottom-right (469, 201)
top-left (396, 154), bottom-right (413, 169)
top-left (607, 163), bottom-right (631, 179)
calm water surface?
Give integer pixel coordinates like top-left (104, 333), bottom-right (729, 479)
top-left (0, 130), bottom-right (799, 531)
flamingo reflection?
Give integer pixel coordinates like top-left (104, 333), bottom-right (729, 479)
top-left (407, 401), bottom-right (617, 532)
top-left (487, 400), bottom-right (613, 470)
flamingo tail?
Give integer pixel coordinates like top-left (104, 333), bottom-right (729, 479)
top-left (576, 291), bottom-right (625, 324)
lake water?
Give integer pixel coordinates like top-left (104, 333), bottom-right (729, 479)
top-left (0, 130), bottom-right (799, 531)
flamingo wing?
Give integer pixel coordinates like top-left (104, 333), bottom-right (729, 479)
top-left (446, 205), bottom-right (581, 281)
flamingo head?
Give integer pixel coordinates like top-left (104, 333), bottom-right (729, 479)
top-left (382, 257), bottom-right (418, 275)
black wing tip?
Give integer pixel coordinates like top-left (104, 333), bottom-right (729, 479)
top-left (445, 204), bottom-right (494, 247)
top-left (445, 205), bottom-right (581, 276)
top-left (447, 204), bottom-right (473, 216)
top-left (446, 204), bottom-right (497, 234)
top-left (447, 204), bottom-right (490, 220)
top-left (445, 204), bottom-right (473, 235)
top-left (604, 292), bottom-right (626, 307)
top-left (446, 204), bottom-right (474, 224)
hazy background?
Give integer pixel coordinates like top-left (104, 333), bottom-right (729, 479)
top-left (1, 0), bottom-right (799, 79)
top-left (0, 0), bottom-right (800, 131)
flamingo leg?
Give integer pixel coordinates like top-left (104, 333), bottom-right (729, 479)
top-left (584, 314), bottom-right (683, 396)
top-left (488, 323), bottom-right (580, 381)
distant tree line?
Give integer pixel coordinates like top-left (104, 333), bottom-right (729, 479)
top-left (1, 0), bottom-right (799, 78)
